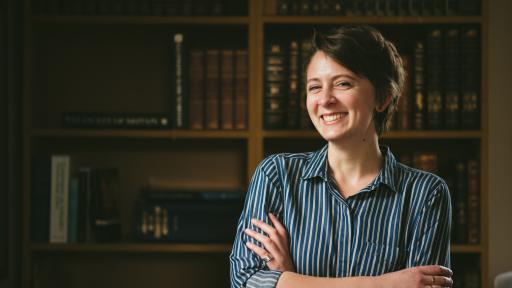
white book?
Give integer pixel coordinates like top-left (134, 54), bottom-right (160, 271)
top-left (49, 155), bottom-right (70, 243)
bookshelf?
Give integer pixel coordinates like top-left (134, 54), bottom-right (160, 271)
top-left (21, 0), bottom-right (488, 288)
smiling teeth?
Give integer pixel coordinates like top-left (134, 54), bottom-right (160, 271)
top-left (323, 113), bottom-right (344, 122)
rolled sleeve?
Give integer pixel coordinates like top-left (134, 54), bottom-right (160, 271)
top-left (230, 156), bottom-right (284, 288)
top-left (407, 181), bottom-right (452, 268)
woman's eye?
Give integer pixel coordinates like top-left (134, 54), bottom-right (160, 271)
top-left (308, 85), bottom-right (320, 92)
top-left (335, 81), bottom-right (352, 88)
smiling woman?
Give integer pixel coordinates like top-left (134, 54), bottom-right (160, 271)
top-left (230, 25), bottom-right (453, 288)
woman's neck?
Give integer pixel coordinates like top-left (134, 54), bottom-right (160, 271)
top-left (327, 134), bottom-right (383, 198)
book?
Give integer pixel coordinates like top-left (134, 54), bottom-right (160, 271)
top-left (467, 159), bottom-right (480, 244)
top-left (135, 188), bottom-right (245, 243)
top-left (31, 156), bottom-right (51, 242)
top-left (264, 40), bottom-right (288, 129)
top-left (412, 152), bottom-right (438, 174)
top-left (91, 168), bottom-right (121, 243)
top-left (78, 167), bottom-right (94, 242)
top-left (49, 155), bottom-right (70, 243)
top-left (396, 55), bottom-right (411, 130)
top-left (460, 29), bottom-right (480, 130)
top-left (68, 177), bottom-right (79, 243)
top-left (234, 49), bottom-right (248, 130)
top-left (206, 49), bottom-right (221, 130)
top-left (453, 160), bottom-right (468, 243)
top-left (287, 39), bottom-right (300, 129)
top-left (444, 29), bottom-right (461, 130)
top-left (188, 49), bottom-right (206, 130)
top-left (221, 49), bottom-right (235, 130)
top-left (413, 41), bottom-right (426, 130)
top-left (276, 0), bottom-right (289, 15)
top-left (426, 29), bottom-right (443, 130)
top-left (299, 36), bottom-right (313, 130)
top-left (62, 112), bottom-right (170, 129)
top-left (171, 33), bottom-right (188, 129)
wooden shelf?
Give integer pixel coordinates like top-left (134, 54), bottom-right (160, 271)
top-left (262, 15), bottom-right (483, 24)
top-left (263, 130), bottom-right (482, 139)
top-left (32, 15), bottom-right (250, 25)
top-left (30, 243), bottom-right (232, 254)
top-left (31, 129), bottom-right (249, 139)
top-left (30, 243), bottom-right (479, 254)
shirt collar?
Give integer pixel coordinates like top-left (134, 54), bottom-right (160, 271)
top-left (300, 145), bottom-right (399, 193)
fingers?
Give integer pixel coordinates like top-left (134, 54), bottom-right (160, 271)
top-left (268, 213), bottom-right (287, 236)
top-left (244, 227), bottom-right (281, 259)
top-left (421, 275), bottom-right (453, 287)
top-left (417, 265), bottom-right (453, 277)
top-left (245, 241), bottom-right (270, 260)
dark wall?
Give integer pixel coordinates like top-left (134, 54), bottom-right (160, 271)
top-left (0, 0), bottom-right (22, 287)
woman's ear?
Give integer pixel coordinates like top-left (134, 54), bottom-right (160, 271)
top-left (376, 95), bottom-right (393, 112)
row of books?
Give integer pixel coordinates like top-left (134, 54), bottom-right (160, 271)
top-left (135, 188), bottom-right (244, 242)
top-left (32, 0), bottom-right (246, 16)
top-left (401, 152), bottom-right (480, 244)
top-left (264, 28), bottom-right (480, 131)
top-left (62, 34), bottom-right (249, 131)
top-left (31, 155), bottom-right (121, 243)
top-left (267, 0), bottom-right (480, 16)
top-left (171, 34), bottom-right (248, 130)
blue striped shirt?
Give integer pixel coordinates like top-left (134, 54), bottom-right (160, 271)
top-left (230, 145), bottom-right (451, 288)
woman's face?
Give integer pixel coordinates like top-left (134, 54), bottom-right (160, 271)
top-left (306, 51), bottom-right (378, 143)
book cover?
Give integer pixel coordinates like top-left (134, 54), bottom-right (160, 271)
top-left (206, 49), bottom-right (221, 130)
top-left (412, 152), bottom-right (438, 174)
top-left (453, 160), bottom-right (468, 243)
top-left (299, 36), bottom-right (313, 130)
top-left (31, 156), bottom-right (51, 242)
top-left (49, 155), bottom-right (70, 243)
top-left (188, 49), bottom-right (206, 130)
top-left (287, 39), bottom-right (300, 129)
top-left (460, 29), bottom-right (480, 130)
top-left (426, 29), bottom-right (443, 130)
top-left (68, 177), bottom-right (79, 243)
top-left (396, 55), bottom-right (411, 130)
top-left (63, 112), bottom-right (170, 129)
top-left (444, 29), bottom-right (461, 130)
top-left (78, 167), bottom-right (94, 242)
top-left (234, 49), bottom-right (248, 130)
top-left (91, 168), bottom-right (121, 243)
top-left (171, 33), bottom-right (188, 129)
top-left (221, 49), bottom-right (235, 130)
top-left (264, 40), bottom-right (288, 130)
top-left (413, 41), bottom-right (426, 130)
top-left (467, 159), bottom-right (480, 244)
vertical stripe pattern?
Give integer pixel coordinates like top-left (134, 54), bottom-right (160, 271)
top-left (230, 145), bottom-right (451, 288)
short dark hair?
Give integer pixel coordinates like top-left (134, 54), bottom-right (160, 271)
top-left (305, 25), bottom-right (405, 136)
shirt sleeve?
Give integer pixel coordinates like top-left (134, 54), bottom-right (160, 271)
top-left (230, 156), bottom-right (284, 288)
top-left (407, 181), bottom-right (452, 268)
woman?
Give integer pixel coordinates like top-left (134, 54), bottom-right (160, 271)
top-left (230, 25), bottom-right (452, 288)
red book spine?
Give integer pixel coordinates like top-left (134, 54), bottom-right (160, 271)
top-left (206, 49), bottom-right (220, 130)
top-left (234, 50), bottom-right (248, 130)
top-left (189, 49), bottom-right (205, 130)
top-left (221, 50), bottom-right (235, 130)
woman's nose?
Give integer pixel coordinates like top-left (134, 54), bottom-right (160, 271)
top-left (317, 87), bottom-right (336, 106)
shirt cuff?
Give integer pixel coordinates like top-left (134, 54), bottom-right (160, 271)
top-left (246, 270), bottom-right (283, 288)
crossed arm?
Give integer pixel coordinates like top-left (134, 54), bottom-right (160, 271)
top-left (244, 213), bottom-right (453, 288)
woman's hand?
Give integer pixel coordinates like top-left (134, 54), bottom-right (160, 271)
top-left (244, 213), bottom-right (296, 272)
top-left (377, 265), bottom-right (453, 288)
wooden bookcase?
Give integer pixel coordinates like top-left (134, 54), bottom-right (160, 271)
top-left (21, 0), bottom-right (489, 287)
